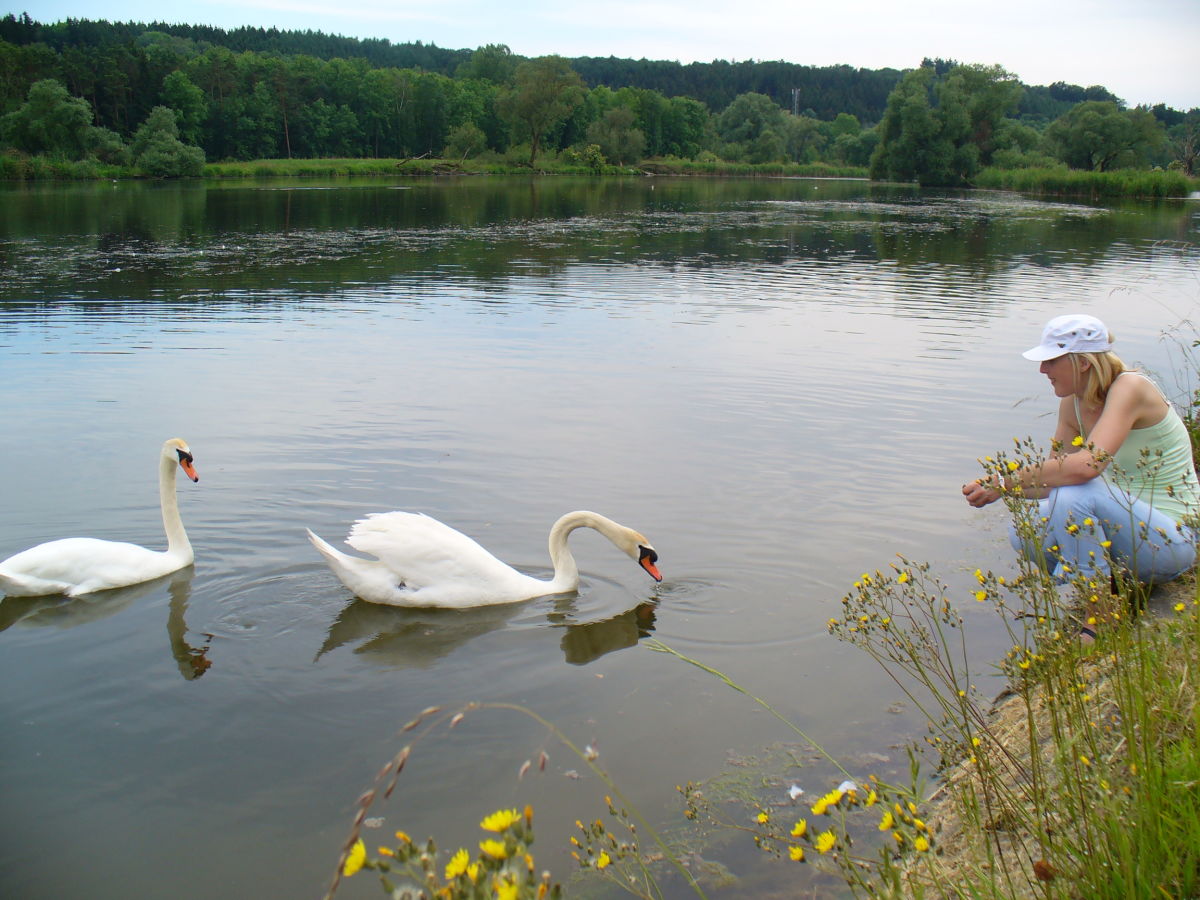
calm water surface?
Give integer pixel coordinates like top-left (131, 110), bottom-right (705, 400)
top-left (1, 177), bottom-right (1198, 899)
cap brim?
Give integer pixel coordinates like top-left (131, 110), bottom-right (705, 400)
top-left (1022, 344), bottom-right (1068, 361)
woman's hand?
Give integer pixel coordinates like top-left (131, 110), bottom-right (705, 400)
top-left (962, 479), bottom-right (1001, 508)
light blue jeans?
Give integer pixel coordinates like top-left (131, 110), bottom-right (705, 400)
top-left (1008, 478), bottom-right (1197, 584)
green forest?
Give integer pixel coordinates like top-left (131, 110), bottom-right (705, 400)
top-left (0, 11), bottom-right (1197, 189)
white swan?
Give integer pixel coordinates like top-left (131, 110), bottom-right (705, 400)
top-left (0, 439), bottom-right (200, 598)
top-left (306, 510), bottom-right (662, 608)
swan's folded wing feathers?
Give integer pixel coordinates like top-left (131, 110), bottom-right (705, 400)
top-left (345, 512), bottom-right (519, 590)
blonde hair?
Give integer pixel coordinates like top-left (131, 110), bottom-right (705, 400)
top-left (1070, 341), bottom-right (1127, 409)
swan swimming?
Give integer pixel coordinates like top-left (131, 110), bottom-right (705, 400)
top-left (0, 438), bottom-right (200, 598)
top-left (307, 509), bottom-right (662, 608)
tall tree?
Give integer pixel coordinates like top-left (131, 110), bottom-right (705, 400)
top-left (496, 55), bottom-right (584, 166)
top-left (870, 63), bottom-right (1021, 186)
top-left (0, 77), bottom-right (95, 158)
top-left (1043, 100), bottom-right (1165, 171)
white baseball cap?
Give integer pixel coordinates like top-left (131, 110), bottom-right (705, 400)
top-left (1022, 314), bottom-right (1112, 361)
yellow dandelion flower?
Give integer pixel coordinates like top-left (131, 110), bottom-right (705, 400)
top-left (1083, 517), bottom-right (1094, 527)
top-left (1175, 602), bottom-right (1186, 612)
top-left (913, 818), bottom-right (928, 832)
top-left (897, 571), bottom-right (909, 584)
top-left (810, 797), bottom-right (828, 816)
top-left (479, 839), bottom-right (509, 860)
top-left (971, 736), bottom-right (981, 747)
top-left (914, 835), bottom-right (930, 852)
top-left (1018, 658), bottom-right (1032, 670)
top-left (1007, 460), bottom-right (1020, 471)
top-left (1100, 540), bottom-right (1112, 548)
top-left (975, 590), bottom-right (987, 602)
top-left (1072, 435), bottom-right (1084, 447)
top-left (445, 848), bottom-right (470, 880)
top-left (466, 862), bottom-right (480, 883)
top-left (865, 790), bottom-right (878, 807)
top-left (878, 811), bottom-right (895, 831)
top-left (791, 819), bottom-right (808, 838)
top-left (342, 839), bottom-right (366, 878)
top-left (756, 811), bottom-right (770, 824)
top-left (1066, 523), bottom-right (1079, 535)
top-left (815, 831), bottom-right (836, 854)
top-left (974, 568), bottom-right (985, 583)
top-left (789, 845), bottom-right (805, 861)
top-left (596, 851), bottom-right (611, 870)
top-left (1087, 616), bottom-right (1097, 625)
top-left (481, 809), bottom-right (521, 832)
top-left (495, 877), bottom-right (519, 900)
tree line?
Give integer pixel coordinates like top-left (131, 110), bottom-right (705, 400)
top-left (0, 12), bottom-right (1196, 183)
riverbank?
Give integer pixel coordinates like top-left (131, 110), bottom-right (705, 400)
top-left (4, 152), bottom-right (1196, 199)
top-left (896, 573), bottom-right (1200, 899)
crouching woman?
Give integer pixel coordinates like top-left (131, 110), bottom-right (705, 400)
top-left (962, 314), bottom-right (1200, 636)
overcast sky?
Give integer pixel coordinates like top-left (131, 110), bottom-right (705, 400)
top-left (10, 0), bottom-right (1199, 110)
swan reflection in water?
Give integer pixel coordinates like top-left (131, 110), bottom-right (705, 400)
top-left (0, 567), bottom-right (213, 680)
top-left (316, 594), bottom-right (658, 668)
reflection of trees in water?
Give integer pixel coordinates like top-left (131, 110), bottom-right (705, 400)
top-left (0, 567), bottom-right (213, 680)
top-left (316, 595), bottom-right (658, 668)
top-left (5, 179), bottom-right (1188, 307)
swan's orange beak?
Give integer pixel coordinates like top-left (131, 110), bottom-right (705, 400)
top-left (179, 456), bottom-right (199, 483)
top-left (639, 547), bottom-right (662, 582)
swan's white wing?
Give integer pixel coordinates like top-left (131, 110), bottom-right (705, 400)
top-left (345, 512), bottom-right (536, 593)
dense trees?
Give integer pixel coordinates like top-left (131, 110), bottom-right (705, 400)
top-left (0, 12), bottom-right (1194, 184)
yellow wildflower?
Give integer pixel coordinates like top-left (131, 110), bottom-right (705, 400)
top-left (495, 877), bottom-right (519, 900)
top-left (445, 848), bottom-right (470, 880)
top-left (1072, 435), bottom-right (1084, 447)
top-left (789, 845), bottom-right (805, 861)
top-left (815, 831), bottom-right (836, 854)
top-left (466, 862), bottom-right (480, 883)
top-left (1083, 517), bottom-right (1094, 527)
top-left (1007, 460), bottom-right (1019, 471)
top-left (974, 568), bottom-right (985, 583)
top-left (790, 819), bottom-right (808, 838)
top-left (897, 571), bottom-right (909, 584)
top-left (342, 839), bottom-right (366, 878)
top-left (878, 810), bottom-right (895, 831)
top-left (914, 835), bottom-right (931, 852)
top-left (756, 811), bottom-right (770, 824)
top-left (865, 790), bottom-right (878, 807)
top-left (394, 830), bottom-right (412, 844)
top-left (975, 590), bottom-right (987, 602)
top-left (378, 846), bottom-right (394, 857)
top-left (479, 839), bottom-right (509, 860)
top-left (1080, 755), bottom-right (1091, 767)
top-left (596, 851), bottom-right (611, 870)
top-left (1175, 602), bottom-right (1186, 612)
top-left (481, 809), bottom-right (521, 832)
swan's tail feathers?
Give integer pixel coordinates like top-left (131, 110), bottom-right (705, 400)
top-left (306, 528), bottom-right (348, 564)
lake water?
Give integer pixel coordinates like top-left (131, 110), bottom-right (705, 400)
top-left (1, 176), bottom-right (1198, 899)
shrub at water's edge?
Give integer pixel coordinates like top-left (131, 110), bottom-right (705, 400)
top-left (974, 165), bottom-right (1197, 198)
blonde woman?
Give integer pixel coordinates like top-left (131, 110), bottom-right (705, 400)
top-left (962, 314), bottom-right (1199, 637)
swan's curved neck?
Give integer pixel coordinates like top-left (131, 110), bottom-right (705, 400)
top-left (546, 511), bottom-right (623, 591)
top-left (159, 454), bottom-right (192, 561)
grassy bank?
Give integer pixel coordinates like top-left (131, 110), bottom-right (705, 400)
top-left (200, 156), bottom-right (868, 179)
top-left (974, 165), bottom-right (1198, 198)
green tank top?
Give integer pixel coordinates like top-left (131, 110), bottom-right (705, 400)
top-left (1077, 373), bottom-right (1200, 525)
